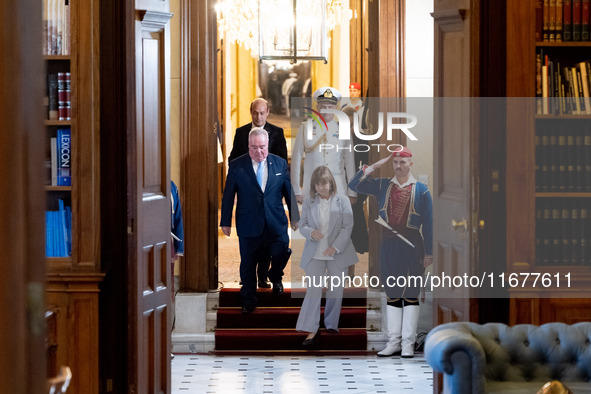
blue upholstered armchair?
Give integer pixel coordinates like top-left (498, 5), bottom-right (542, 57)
top-left (425, 322), bottom-right (591, 394)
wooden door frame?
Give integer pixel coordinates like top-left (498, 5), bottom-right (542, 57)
top-left (179, 0), bottom-right (219, 292)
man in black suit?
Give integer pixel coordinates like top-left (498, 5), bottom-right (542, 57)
top-left (228, 98), bottom-right (288, 163)
top-left (228, 98), bottom-right (289, 288)
top-left (221, 128), bottom-right (295, 313)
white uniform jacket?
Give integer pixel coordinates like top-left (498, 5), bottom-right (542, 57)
top-left (291, 120), bottom-right (357, 198)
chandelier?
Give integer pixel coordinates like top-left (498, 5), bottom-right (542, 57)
top-left (215, 0), bottom-right (353, 61)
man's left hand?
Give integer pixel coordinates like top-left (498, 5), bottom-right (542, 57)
top-left (291, 221), bottom-right (299, 231)
top-left (423, 256), bottom-right (433, 268)
top-left (348, 196), bottom-right (357, 205)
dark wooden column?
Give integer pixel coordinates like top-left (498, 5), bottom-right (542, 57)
top-left (366, 0), bottom-right (407, 279)
top-left (180, 0), bottom-right (219, 291)
top-left (0, 0), bottom-right (46, 392)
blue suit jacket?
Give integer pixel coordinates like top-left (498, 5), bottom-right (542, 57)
top-left (220, 153), bottom-right (293, 238)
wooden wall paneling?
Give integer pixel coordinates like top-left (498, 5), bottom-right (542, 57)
top-left (505, 0), bottom-right (536, 275)
top-left (72, 0), bottom-right (100, 270)
top-left (349, 0), bottom-right (363, 86)
top-left (542, 299), bottom-right (591, 323)
top-left (509, 297), bottom-right (540, 325)
top-left (46, 274), bottom-right (103, 394)
top-left (180, 0), bottom-right (219, 291)
top-left (75, 0), bottom-right (101, 270)
top-left (0, 0), bottom-right (46, 392)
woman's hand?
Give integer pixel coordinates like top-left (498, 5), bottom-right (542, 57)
top-left (322, 246), bottom-right (337, 257)
top-left (311, 229), bottom-right (324, 241)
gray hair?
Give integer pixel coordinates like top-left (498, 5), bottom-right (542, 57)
top-left (249, 127), bottom-right (269, 141)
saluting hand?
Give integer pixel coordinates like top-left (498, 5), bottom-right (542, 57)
top-left (370, 154), bottom-right (392, 170)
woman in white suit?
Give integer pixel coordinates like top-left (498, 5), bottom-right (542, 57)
top-left (296, 166), bottom-right (358, 346)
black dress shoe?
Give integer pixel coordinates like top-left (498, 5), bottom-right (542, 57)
top-left (326, 328), bottom-right (339, 334)
top-left (271, 280), bottom-right (284, 295)
top-left (242, 305), bottom-right (256, 313)
top-left (258, 280), bottom-right (271, 289)
top-left (302, 331), bottom-right (320, 346)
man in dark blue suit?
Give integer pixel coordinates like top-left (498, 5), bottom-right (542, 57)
top-left (221, 128), bottom-right (295, 313)
top-left (228, 98), bottom-right (289, 288)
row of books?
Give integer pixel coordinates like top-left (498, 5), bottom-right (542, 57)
top-left (46, 199), bottom-right (72, 257)
top-left (43, 0), bottom-right (70, 56)
top-left (535, 122), bottom-right (591, 192)
top-left (535, 199), bottom-right (591, 265)
top-left (536, 54), bottom-right (591, 114)
top-left (46, 72), bottom-right (71, 121)
top-left (536, 0), bottom-right (591, 42)
top-left (45, 128), bottom-right (72, 186)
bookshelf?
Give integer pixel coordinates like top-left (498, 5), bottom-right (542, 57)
top-left (507, 0), bottom-right (591, 325)
top-left (43, 0), bottom-right (102, 392)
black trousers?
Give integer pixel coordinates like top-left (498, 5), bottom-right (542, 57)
top-left (238, 225), bottom-right (291, 307)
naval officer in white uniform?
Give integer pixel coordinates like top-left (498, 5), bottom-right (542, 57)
top-left (291, 87), bottom-right (357, 205)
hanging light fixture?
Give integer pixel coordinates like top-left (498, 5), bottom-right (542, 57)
top-left (258, 0), bottom-right (327, 62)
top-left (216, 0), bottom-right (352, 62)
top-left (215, 0), bottom-right (260, 57)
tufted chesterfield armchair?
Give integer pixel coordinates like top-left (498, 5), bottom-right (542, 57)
top-left (425, 322), bottom-right (591, 394)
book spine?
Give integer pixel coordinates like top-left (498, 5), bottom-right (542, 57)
top-left (50, 137), bottom-right (57, 186)
top-left (536, 131), bottom-right (542, 191)
top-left (552, 207), bottom-right (562, 264)
top-left (543, 206), bottom-right (552, 265)
top-left (550, 133), bottom-right (559, 191)
top-left (45, 211), bottom-right (51, 257)
top-left (543, 63), bottom-right (549, 114)
top-left (58, 72), bottom-right (66, 120)
top-left (558, 128), bottom-right (567, 191)
top-left (571, 205), bottom-right (580, 265)
top-left (542, 129), bottom-right (550, 191)
top-left (574, 0), bottom-right (582, 40)
top-left (579, 62), bottom-right (591, 114)
top-left (57, 128), bottom-right (71, 186)
top-left (586, 131), bottom-right (591, 191)
top-left (47, 73), bottom-right (58, 120)
top-left (537, 53), bottom-right (543, 114)
top-left (544, 0), bottom-right (550, 41)
top-left (550, 0), bottom-right (557, 41)
top-left (583, 0), bottom-right (590, 40)
top-left (581, 207), bottom-right (589, 265)
top-left (576, 129), bottom-right (585, 191)
top-left (564, 0), bottom-right (573, 40)
top-left (64, 0), bottom-right (70, 55)
top-left (562, 205), bottom-right (571, 264)
top-left (536, 203), bottom-right (543, 265)
top-left (567, 131), bottom-right (576, 191)
top-left (537, 0), bottom-right (544, 41)
top-left (576, 69), bottom-right (587, 112)
top-left (557, 0), bottom-right (564, 40)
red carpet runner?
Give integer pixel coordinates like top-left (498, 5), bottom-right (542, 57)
top-left (215, 287), bottom-right (368, 353)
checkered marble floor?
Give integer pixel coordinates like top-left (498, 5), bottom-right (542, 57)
top-left (172, 354), bottom-right (433, 393)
